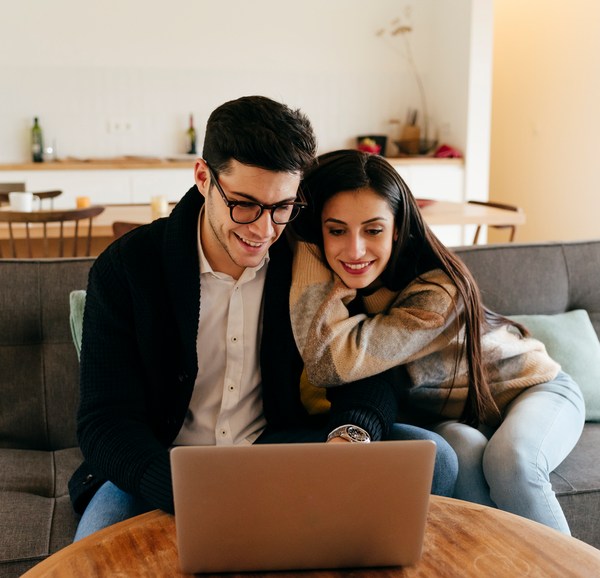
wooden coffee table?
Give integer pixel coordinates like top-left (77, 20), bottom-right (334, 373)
top-left (22, 496), bottom-right (600, 577)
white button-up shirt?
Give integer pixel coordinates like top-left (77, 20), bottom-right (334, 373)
top-left (174, 212), bottom-right (268, 446)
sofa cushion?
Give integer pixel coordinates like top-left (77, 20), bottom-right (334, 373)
top-left (0, 447), bottom-right (82, 574)
top-left (509, 310), bottom-right (600, 421)
top-left (0, 259), bottom-right (92, 452)
top-left (552, 423), bottom-right (600, 545)
top-left (0, 448), bottom-right (82, 498)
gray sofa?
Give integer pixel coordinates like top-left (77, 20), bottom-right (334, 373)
top-left (1, 240), bottom-right (600, 577)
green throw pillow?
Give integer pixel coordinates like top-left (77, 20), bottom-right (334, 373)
top-left (509, 310), bottom-right (600, 422)
top-left (69, 290), bottom-right (87, 360)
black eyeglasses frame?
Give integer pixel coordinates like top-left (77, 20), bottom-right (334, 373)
top-left (206, 163), bottom-right (308, 225)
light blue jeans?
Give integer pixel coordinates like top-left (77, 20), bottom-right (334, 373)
top-left (387, 423), bottom-right (458, 497)
top-left (433, 371), bottom-right (585, 534)
top-left (74, 423), bottom-right (458, 541)
top-left (73, 481), bottom-right (153, 542)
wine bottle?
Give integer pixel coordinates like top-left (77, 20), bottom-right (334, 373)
top-left (187, 114), bottom-right (197, 155)
top-left (31, 117), bottom-right (44, 163)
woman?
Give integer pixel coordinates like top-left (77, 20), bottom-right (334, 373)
top-left (290, 149), bottom-right (585, 534)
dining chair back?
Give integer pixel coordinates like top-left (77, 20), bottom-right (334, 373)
top-left (0, 183), bottom-right (26, 206)
top-left (112, 221), bottom-right (143, 239)
top-left (0, 189), bottom-right (62, 209)
top-left (0, 182), bottom-right (26, 193)
top-left (468, 200), bottom-right (523, 244)
top-left (0, 205), bottom-right (105, 258)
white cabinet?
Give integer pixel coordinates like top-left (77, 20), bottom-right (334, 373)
top-left (0, 165), bottom-right (195, 209)
top-left (129, 170), bottom-right (195, 204)
top-left (388, 158), bottom-right (465, 246)
top-left (397, 164), bottom-right (464, 203)
top-left (1, 158), bottom-right (467, 245)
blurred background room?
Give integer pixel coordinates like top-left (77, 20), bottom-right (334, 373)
top-left (1, 0), bottom-right (598, 245)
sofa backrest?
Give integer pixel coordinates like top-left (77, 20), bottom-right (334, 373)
top-left (0, 258), bottom-right (93, 451)
top-left (1, 241), bottom-right (598, 452)
top-left (455, 240), bottom-right (600, 338)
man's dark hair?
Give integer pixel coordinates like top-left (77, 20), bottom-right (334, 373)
top-left (202, 95), bottom-right (317, 176)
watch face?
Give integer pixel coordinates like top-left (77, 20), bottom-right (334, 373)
top-left (347, 426), bottom-right (370, 442)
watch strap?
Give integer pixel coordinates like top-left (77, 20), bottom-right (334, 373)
top-left (327, 424), bottom-right (371, 443)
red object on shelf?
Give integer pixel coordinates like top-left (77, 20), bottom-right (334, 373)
top-left (357, 144), bottom-right (382, 154)
top-left (433, 144), bottom-right (463, 158)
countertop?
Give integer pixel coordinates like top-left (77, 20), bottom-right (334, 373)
top-left (0, 155), bottom-right (463, 172)
top-left (0, 156), bottom-right (197, 171)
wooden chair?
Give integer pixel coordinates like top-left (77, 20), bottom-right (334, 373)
top-left (0, 182), bottom-right (26, 193)
top-left (0, 183), bottom-right (26, 206)
top-left (0, 189), bottom-right (62, 209)
top-left (0, 205), bottom-right (105, 258)
top-left (112, 221), bottom-right (143, 239)
top-left (468, 200), bottom-right (523, 244)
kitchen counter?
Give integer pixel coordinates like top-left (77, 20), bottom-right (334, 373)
top-left (0, 156), bottom-right (196, 171)
top-left (0, 155), bottom-right (465, 244)
top-left (0, 156), bottom-right (462, 172)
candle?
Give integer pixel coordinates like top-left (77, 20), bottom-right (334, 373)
top-left (76, 196), bottom-right (91, 209)
top-left (151, 195), bottom-right (169, 220)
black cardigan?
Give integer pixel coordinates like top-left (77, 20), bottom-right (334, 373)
top-left (69, 186), bottom-right (398, 515)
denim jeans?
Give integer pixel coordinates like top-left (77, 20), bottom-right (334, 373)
top-left (74, 422), bottom-right (458, 541)
top-left (434, 371), bottom-right (585, 534)
top-left (73, 481), bottom-right (153, 542)
top-left (387, 423), bottom-right (458, 497)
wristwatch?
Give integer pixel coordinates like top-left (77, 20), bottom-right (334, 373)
top-left (326, 424), bottom-right (371, 443)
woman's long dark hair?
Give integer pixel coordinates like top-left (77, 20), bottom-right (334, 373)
top-left (293, 149), bottom-right (502, 426)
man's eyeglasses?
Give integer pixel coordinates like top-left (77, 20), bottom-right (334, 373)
top-left (206, 164), bottom-right (308, 225)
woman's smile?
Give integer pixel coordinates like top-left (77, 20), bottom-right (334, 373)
top-left (340, 260), bottom-right (375, 273)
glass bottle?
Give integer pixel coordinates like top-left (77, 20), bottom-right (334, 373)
top-left (187, 114), bottom-right (197, 155)
top-left (31, 117), bottom-right (44, 163)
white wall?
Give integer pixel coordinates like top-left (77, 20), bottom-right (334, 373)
top-left (490, 0), bottom-right (600, 242)
top-left (1, 0), bottom-right (484, 171)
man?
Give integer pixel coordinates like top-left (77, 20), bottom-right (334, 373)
top-left (69, 96), bottom-right (456, 539)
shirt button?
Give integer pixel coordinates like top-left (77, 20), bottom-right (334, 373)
top-left (228, 384), bottom-right (235, 391)
top-left (221, 430), bottom-right (227, 437)
top-left (231, 336), bottom-right (237, 342)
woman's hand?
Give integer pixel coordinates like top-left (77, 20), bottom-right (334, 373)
top-left (326, 436), bottom-right (351, 444)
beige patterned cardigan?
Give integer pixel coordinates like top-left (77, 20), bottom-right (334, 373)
top-left (290, 241), bottom-right (560, 420)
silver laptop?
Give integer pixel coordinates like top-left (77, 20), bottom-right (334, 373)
top-left (170, 440), bottom-right (435, 574)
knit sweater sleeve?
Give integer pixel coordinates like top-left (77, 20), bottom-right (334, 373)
top-left (290, 241), bottom-right (462, 386)
top-left (325, 368), bottom-right (403, 440)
